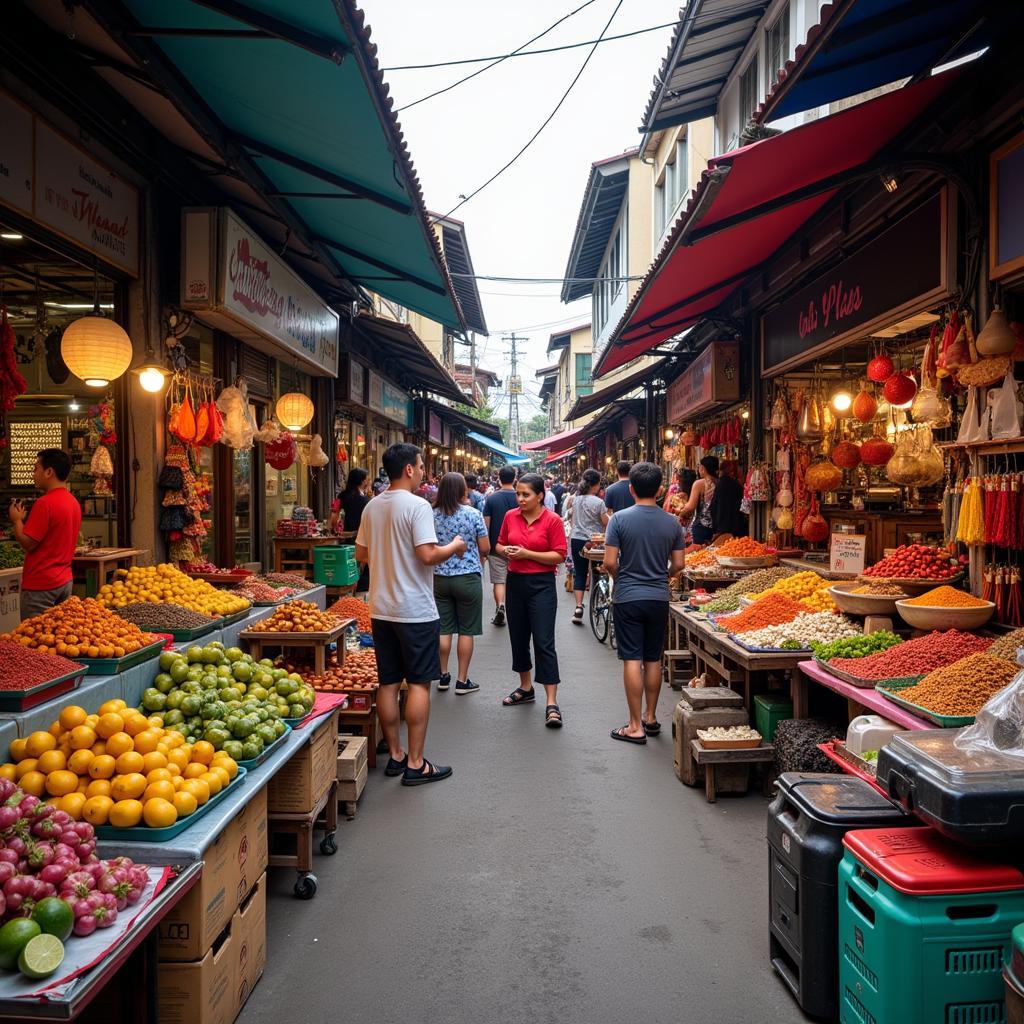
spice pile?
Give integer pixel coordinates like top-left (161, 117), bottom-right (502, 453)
top-left (828, 630), bottom-right (991, 681)
top-left (252, 573), bottom-right (315, 592)
top-left (737, 612), bottom-right (859, 650)
top-left (248, 601), bottom-right (338, 634)
top-left (718, 594), bottom-right (808, 634)
top-left (327, 596), bottom-right (372, 632)
top-left (0, 643), bottom-right (83, 690)
top-left (812, 631), bottom-right (902, 662)
top-left (851, 582), bottom-right (907, 596)
top-left (893, 653), bottom-right (1017, 716)
top-left (717, 567), bottom-right (795, 597)
top-left (115, 603), bottom-right (217, 631)
top-left (685, 549), bottom-right (719, 569)
top-left (98, 564), bottom-right (250, 617)
top-left (903, 585), bottom-right (989, 607)
top-left (701, 594), bottom-right (742, 614)
top-left (231, 580), bottom-right (297, 603)
top-left (2, 599), bottom-right (157, 659)
top-left (987, 628), bottom-right (1024, 666)
top-left (716, 537), bottom-right (768, 558)
top-left (861, 544), bottom-right (959, 580)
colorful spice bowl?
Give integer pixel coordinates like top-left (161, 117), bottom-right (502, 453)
top-left (895, 598), bottom-right (995, 632)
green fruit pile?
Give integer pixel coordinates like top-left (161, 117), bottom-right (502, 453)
top-left (141, 642), bottom-right (315, 761)
top-left (0, 545), bottom-right (24, 570)
top-left (810, 630), bottom-right (903, 662)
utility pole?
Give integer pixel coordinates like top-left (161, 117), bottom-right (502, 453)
top-left (502, 333), bottom-right (525, 448)
top-left (469, 331), bottom-right (478, 407)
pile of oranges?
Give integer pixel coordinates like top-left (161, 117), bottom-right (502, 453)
top-left (0, 598), bottom-right (157, 659)
top-left (2, 700), bottom-right (238, 829)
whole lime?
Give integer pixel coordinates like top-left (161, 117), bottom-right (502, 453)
top-left (0, 919), bottom-right (41, 971)
top-left (32, 898), bottom-right (74, 942)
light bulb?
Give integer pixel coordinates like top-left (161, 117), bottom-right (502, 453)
top-left (831, 390), bottom-right (853, 413)
top-left (139, 366), bottom-right (167, 392)
top-left (741, 409), bottom-right (750, 420)
top-left (663, 428), bottom-right (675, 440)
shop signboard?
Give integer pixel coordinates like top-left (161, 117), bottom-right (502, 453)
top-left (181, 208), bottom-right (339, 377)
top-left (761, 193), bottom-right (948, 375)
top-left (0, 93), bottom-right (32, 216)
top-left (621, 414), bottom-right (639, 441)
top-left (428, 412), bottom-right (442, 443)
top-left (347, 357), bottom-right (366, 405)
top-left (830, 534), bottom-right (866, 576)
top-left (367, 371), bottom-right (384, 414)
top-left (990, 131), bottom-right (1024, 282)
top-left (380, 381), bottom-right (412, 427)
top-left (665, 341), bottom-right (739, 422)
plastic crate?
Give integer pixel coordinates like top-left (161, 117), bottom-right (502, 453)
top-left (839, 827), bottom-right (1024, 1024)
top-left (755, 693), bottom-right (793, 743)
top-left (313, 546), bottom-right (359, 586)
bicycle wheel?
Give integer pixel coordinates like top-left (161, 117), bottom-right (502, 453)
top-left (590, 578), bottom-right (610, 643)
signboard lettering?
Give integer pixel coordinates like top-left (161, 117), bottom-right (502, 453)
top-left (665, 341), bottom-right (739, 422)
top-left (0, 93), bottom-right (32, 216)
top-left (830, 534), bottom-right (866, 576)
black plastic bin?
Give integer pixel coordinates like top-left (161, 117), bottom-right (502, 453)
top-left (767, 772), bottom-right (910, 1020)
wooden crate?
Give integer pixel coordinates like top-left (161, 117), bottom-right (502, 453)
top-left (268, 712), bottom-right (339, 814)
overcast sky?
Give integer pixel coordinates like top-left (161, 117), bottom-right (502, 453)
top-left (359, 0), bottom-right (681, 422)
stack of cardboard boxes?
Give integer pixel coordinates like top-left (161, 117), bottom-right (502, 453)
top-left (158, 787), bottom-right (269, 1024)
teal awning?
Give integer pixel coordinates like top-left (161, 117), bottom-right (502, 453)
top-left (466, 431), bottom-right (528, 465)
top-left (107, 0), bottom-right (465, 330)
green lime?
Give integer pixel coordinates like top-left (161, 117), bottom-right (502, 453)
top-left (31, 898), bottom-right (74, 942)
top-left (18, 934), bottom-right (65, 979)
top-left (0, 919), bottom-right (41, 971)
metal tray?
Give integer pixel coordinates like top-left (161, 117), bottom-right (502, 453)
top-left (0, 668), bottom-right (87, 711)
top-left (218, 608), bottom-right (252, 627)
top-left (236, 724), bottom-right (291, 770)
top-left (875, 681), bottom-right (976, 728)
top-left (813, 655), bottom-right (924, 690)
top-left (78, 638), bottom-right (165, 675)
top-left (732, 635), bottom-right (811, 654)
top-left (94, 767), bottom-right (247, 842)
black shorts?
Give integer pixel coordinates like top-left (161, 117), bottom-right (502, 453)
top-left (370, 618), bottom-right (441, 684)
top-left (613, 601), bottom-right (669, 663)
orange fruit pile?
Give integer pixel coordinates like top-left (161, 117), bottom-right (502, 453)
top-left (2, 700), bottom-right (238, 828)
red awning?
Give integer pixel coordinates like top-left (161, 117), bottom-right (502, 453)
top-left (595, 67), bottom-right (960, 378)
top-left (543, 448), bottom-right (577, 465)
top-left (521, 426), bottom-right (588, 452)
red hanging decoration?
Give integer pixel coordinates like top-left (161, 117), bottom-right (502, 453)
top-left (0, 307), bottom-right (28, 413)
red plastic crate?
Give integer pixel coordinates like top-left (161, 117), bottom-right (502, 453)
top-left (843, 827), bottom-right (1024, 896)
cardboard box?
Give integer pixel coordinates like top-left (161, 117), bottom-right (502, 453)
top-left (235, 873), bottom-right (267, 1009)
top-left (337, 735), bottom-right (368, 781)
top-left (158, 785), bottom-right (269, 961)
top-left (158, 916), bottom-right (238, 1024)
top-left (268, 713), bottom-right (339, 813)
top-left (337, 759), bottom-right (367, 803)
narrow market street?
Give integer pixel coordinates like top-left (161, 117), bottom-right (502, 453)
top-left (239, 592), bottom-right (805, 1024)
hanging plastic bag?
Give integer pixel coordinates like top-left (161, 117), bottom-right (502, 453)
top-left (305, 434), bottom-right (329, 468)
top-left (254, 418), bottom-right (282, 444)
top-left (956, 386), bottom-right (990, 445)
top-left (215, 383), bottom-right (255, 449)
top-left (954, 665), bottom-right (1024, 761)
top-left (989, 370), bottom-right (1023, 441)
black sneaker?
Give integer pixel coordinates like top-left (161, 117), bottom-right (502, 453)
top-left (492, 605), bottom-right (506, 626)
top-left (437, 673), bottom-right (451, 691)
top-left (455, 679), bottom-right (480, 695)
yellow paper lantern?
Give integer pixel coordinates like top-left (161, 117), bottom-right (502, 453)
top-left (61, 315), bottom-right (133, 387)
top-left (276, 391), bottom-right (314, 431)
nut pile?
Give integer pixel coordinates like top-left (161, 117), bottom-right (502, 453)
top-left (986, 628), bottom-right (1024, 666)
top-left (698, 726), bottom-right (761, 741)
top-left (903, 585), bottom-right (989, 608)
top-left (893, 653), bottom-right (1017, 716)
top-left (828, 630), bottom-right (992, 680)
top-left (302, 650), bottom-right (378, 691)
top-left (812, 631), bottom-right (903, 662)
top-left (248, 601), bottom-right (337, 633)
top-left (115, 603), bottom-right (217, 629)
top-left (718, 567), bottom-right (796, 597)
top-left (737, 612), bottom-right (860, 650)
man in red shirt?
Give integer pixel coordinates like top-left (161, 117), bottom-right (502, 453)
top-left (9, 449), bottom-right (82, 621)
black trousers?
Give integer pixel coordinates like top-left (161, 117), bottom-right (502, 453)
top-left (505, 572), bottom-right (560, 686)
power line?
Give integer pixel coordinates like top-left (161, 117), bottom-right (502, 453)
top-left (435, 0), bottom-right (625, 221)
top-left (386, 19), bottom-right (678, 72)
top-left (454, 273), bottom-right (642, 283)
top-left (396, 0), bottom-right (599, 113)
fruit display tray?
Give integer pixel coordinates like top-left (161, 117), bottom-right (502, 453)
top-left (731, 635), bottom-right (811, 654)
top-left (0, 669), bottom-right (87, 712)
top-left (152, 621), bottom-right (218, 643)
top-left (78, 638), bottom-right (165, 675)
top-left (696, 734), bottom-right (763, 750)
top-left (812, 655), bottom-right (924, 690)
top-left (875, 680), bottom-right (976, 728)
top-left (217, 609), bottom-right (252, 627)
top-left (236, 724), bottom-right (291, 770)
top-left (186, 570), bottom-right (253, 585)
top-left (239, 620), bottom-right (349, 644)
top-left (94, 767), bottom-right (247, 842)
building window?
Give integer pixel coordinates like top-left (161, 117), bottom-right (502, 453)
top-left (765, 4), bottom-right (790, 95)
top-left (575, 353), bottom-right (593, 397)
top-left (739, 58), bottom-right (758, 130)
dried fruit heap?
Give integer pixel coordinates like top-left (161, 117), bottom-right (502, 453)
top-left (2, 599), bottom-right (157, 660)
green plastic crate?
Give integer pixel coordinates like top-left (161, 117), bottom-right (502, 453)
top-left (754, 693), bottom-right (792, 743)
top-left (838, 845), bottom-right (1024, 1024)
top-left (313, 546), bottom-right (358, 585)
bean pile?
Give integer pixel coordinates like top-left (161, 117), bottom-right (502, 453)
top-left (738, 612), bottom-right (860, 650)
top-left (254, 573), bottom-right (315, 592)
top-left (828, 630), bottom-right (992, 680)
top-left (115, 603), bottom-right (217, 629)
top-left (812, 631), bottom-right (902, 662)
top-left (719, 593), bottom-right (807, 634)
top-left (0, 641), bottom-right (83, 690)
top-left (851, 582), bottom-right (907, 596)
top-left (327, 596), bottom-right (372, 632)
top-left (701, 594), bottom-right (742, 614)
top-left (718, 567), bottom-right (796, 597)
top-left (894, 653), bottom-right (1017, 716)
top-left (903, 585), bottom-right (989, 608)
top-left (774, 718), bottom-right (843, 775)
top-left (987, 628), bottom-right (1024, 665)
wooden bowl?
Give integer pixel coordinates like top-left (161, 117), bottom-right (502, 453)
top-left (894, 599), bottom-right (995, 632)
top-left (828, 582), bottom-right (906, 617)
top-left (716, 555), bottom-right (777, 568)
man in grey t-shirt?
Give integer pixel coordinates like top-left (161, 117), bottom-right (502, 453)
top-left (603, 463), bottom-right (685, 745)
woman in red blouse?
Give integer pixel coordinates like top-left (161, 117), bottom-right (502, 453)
top-left (496, 473), bottom-right (568, 727)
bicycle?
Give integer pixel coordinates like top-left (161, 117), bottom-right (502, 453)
top-left (589, 564), bottom-right (616, 649)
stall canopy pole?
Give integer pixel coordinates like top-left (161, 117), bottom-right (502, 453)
top-left (644, 381), bottom-right (656, 464)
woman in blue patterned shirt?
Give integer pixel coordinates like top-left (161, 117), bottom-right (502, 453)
top-left (433, 473), bottom-right (489, 694)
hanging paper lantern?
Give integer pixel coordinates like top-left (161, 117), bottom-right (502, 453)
top-left (860, 437), bottom-right (895, 466)
top-left (883, 372), bottom-right (917, 407)
top-left (867, 353), bottom-right (894, 383)
top-left (61, 315), bottom-right (133, 387)
top-left (832, 441), bottom-right (862, 469)
top-left (852, 385), bottom-right (878, 423)
top-left (265, 433), bottom-right (297, 470)
top-left (275, 392), bottom-right (315, 432)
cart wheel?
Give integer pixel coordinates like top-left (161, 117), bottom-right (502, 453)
top-left (294, 873), bottom-right (318, 900)
top-left (319, 833), bottom-right (338, 855)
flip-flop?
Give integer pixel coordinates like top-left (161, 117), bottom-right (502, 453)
top-left (503, 687), bottom-right (536, 706)
top-left (643, 721), bottom-right (662, 736)
top-left (611, 727), bottom-right (647, 745)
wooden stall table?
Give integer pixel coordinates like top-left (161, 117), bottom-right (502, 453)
top-left (793, 659), bottom-right (931, 728)
top-left (690, 739), bottom-right (776, 803)
top-left (72, 547), bottom-right (146, 597)
top-left (240, 616), bottom-right (353, 676)
top-left (272, 535), bottom-right (340, 577)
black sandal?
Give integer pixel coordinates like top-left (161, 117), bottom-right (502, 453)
top-left (545, 704), bottom-right (563, 729)
top-left (401, 759), bottom-right (453, 787)
top-left (384, 754), bottom-right (408, 777)
top-left (643, 721), bottom-right (662, 736)
top-left (611, 726), bottom-right (647, 745)
top-left (503, 687), bottom-right (535, 706)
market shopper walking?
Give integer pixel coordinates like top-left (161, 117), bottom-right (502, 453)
top-left (340, 468), bottom-right (371, 593)
top-left (432, 473), bottom-right (489, 695)
top-left (604, 460), bottom-right (635, 514)
top-left (355, 443), bottom-right (466, 786)
top-left (603, 463), bottom-right (685, 744)
top-left (9, 449), bottom-right (82, 621)
top-left (483, 466), bottom-right (518, 626)
top-left (497, 473), bottom-right (568, 728)
top-left (568, 469), bottom-right (609, 625)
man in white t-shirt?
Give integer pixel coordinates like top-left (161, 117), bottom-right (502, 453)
top-left (356, 443), bottom-right (465, 786)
